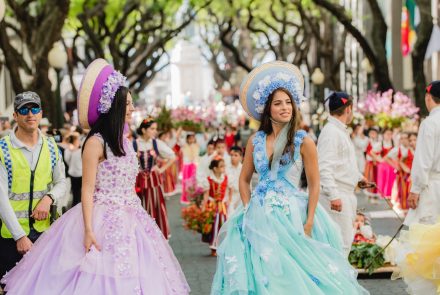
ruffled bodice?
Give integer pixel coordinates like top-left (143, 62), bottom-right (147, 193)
top-left (93, 134), bottom-right (141, 207)
top-left (252, 130), bottom-right (307, 207)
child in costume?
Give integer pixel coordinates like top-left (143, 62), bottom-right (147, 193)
top-left (364, 127), bottom-right (382, 200)
top-left (201, 157), bottom-right (228, 256)
top-left (376, 128), bottom-right (396, 199)
top-left (353, 212), bottom-right (375, 244)
top-left (385, 132), bottom-right (412, 211)
top-left (0, 59), bottom-right (189, 294)
top-left (226, 146), bottom-right (243, 216)
top-left (196, 139), bottom-right (215, 189)
top-left (180, 133), bottom-right (200, 204)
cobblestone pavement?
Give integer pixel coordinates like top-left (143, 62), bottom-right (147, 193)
top-left (168, 192), bottom-right (408, 295)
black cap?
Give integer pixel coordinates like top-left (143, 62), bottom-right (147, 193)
top-left (14, 91), bottom-right (41, 110)
top-left (426, 80), bottom-right (440, 98)
top-left (324, 91), bottom-right (351, 112)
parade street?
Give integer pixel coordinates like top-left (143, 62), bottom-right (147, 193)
top-left (168, 191), bottom-right (408, 295)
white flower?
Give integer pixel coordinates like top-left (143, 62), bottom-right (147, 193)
top-left (261, 76), bottom-right (271, 87)
top-left (328, 264), bottom-right (338, 274)
top-left (225, 256), bottom-right (237, 264)
top-left (228, 264), bottom-right (238, 275)
top-left (277, 72), bottom-right (290, 81)
top-left (256, 105), bottom-right (265, 114)
top-left (253, 92), bottom-right (261, 100)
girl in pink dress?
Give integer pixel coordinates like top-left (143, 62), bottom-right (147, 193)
top-left (376, 129), bottom-right (396, 199)
top-left (1, 59), bottom-right (189, 295)
top-left (364, 128), bottom-right (381, 198)
top-left (180, 133), bottom-right (200, 204)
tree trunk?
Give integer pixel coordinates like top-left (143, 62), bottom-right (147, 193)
top-left (412, 0), bottom-right (433, 116)
top-left (0, 0), bottom-right (69, 126)
top-left (31, 60), bottom-right (55, 122)
top-left (312, 0), bottom-right (394, 91)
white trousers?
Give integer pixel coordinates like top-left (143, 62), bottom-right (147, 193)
top-left (320, 191), bottom-right (357, 257)
top-left (405, 177), bottom-right (440, 225)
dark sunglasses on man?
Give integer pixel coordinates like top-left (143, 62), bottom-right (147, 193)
top-left (16, 106), bottom-right (42, 116)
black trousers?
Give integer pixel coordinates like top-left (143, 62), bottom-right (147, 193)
top-left (71, 176), bottom-right (82, 207)
top-left (0, 230), bottom-right (41, 279)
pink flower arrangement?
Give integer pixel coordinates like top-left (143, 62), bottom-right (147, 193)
top-left (357, 90), bottom-right (419, 118)
top-left (172, 107), bottom-right (203, 123)
top-left (171, 106), bottom-right (220, 127)
top-left (356, 90), bottom-right (419, 128)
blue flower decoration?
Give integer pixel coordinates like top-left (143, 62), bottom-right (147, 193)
top-left (252, 72), bottom-right (301, 114)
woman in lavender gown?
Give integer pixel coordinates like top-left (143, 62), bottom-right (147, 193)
top-left (1, 59), bottom-right (189, 295)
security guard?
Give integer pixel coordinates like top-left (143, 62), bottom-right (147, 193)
top-left (0, 92), bottom-right (66, 278)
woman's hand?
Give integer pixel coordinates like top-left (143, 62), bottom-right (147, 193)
top-left (303, 221), bottom-right (314, 237)
top-left (84, 230), bottom-right (101, 252)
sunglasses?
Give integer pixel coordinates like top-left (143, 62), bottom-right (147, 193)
top-left (17, 107), bottom-right (41, 116)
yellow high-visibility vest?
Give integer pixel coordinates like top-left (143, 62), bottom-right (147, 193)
top-left (0, 135), bottom-right (59, 238)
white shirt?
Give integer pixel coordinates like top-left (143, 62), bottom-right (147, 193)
top-left (410, 106), bottom-right (440, 194)
top-left (182, 144), bottom-right (200, 164)
top-left (365, 140), bottom-right (382, 161)
top-left (227, 163), bottom-right (242, 193)
top-left (387, 145), bottom-right (408, 160)
top-left (64, 148), bottom-right (82, 177)
top-left (137, 138), bottom-right (176, 160)
top-left (352, 135), bottom-right (369, 155)
top-left (317, 116), bottom-right (363, 200)
top-left (200, 172), bottom-right (227, 192)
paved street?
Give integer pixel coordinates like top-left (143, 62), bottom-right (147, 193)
top-left (167, 191), bottom-right (408, 295)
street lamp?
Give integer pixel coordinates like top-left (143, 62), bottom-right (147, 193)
top-left (48, 42), bottom-right (67, 128)
top-left (0, 0), bottom-right (5, 22)
top-left (311, 68), bottom-right (325, 85)
top-left (310, 67), bottom-right (325, 133)
top-left (361, 58), bottom-right (374, 74)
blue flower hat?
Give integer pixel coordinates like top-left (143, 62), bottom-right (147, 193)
top-left (239, 61), bottom-right (306, 121)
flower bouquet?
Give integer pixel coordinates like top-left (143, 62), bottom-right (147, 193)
top-left (181, 200), bottom-right (216, 236)
top-left (185, 179), bottom-right (205, 207)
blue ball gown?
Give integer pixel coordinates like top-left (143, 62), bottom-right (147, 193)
top-left (211, 130), bottom-right (369, 295)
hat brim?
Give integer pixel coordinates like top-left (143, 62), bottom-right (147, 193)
top-left (15, 101), bottom-right (41, 111)
top-left (239, 61), bottom-right (304, 121)
top-left (77, 59), bottom-right (113, 129)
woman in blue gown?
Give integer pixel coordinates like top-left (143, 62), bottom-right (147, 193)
top-left (211, 61), bottom-right (369, 295)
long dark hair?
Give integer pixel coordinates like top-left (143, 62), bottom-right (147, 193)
top-left (83, 86), bottom-right (129, 158)
top-left (258, 88), bottom-right (301, 164)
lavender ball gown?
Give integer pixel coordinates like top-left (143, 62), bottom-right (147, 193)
top-left (1, 135), bottom-right (189, 295)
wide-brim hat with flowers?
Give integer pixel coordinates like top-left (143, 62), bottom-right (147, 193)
top-left (239, 61), bottom-right (305, 121)
top-left (77, 58), bottom-right (127, 129)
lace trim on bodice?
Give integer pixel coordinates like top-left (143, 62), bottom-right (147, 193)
top-left (252, 130), bottom-right (306, 175)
